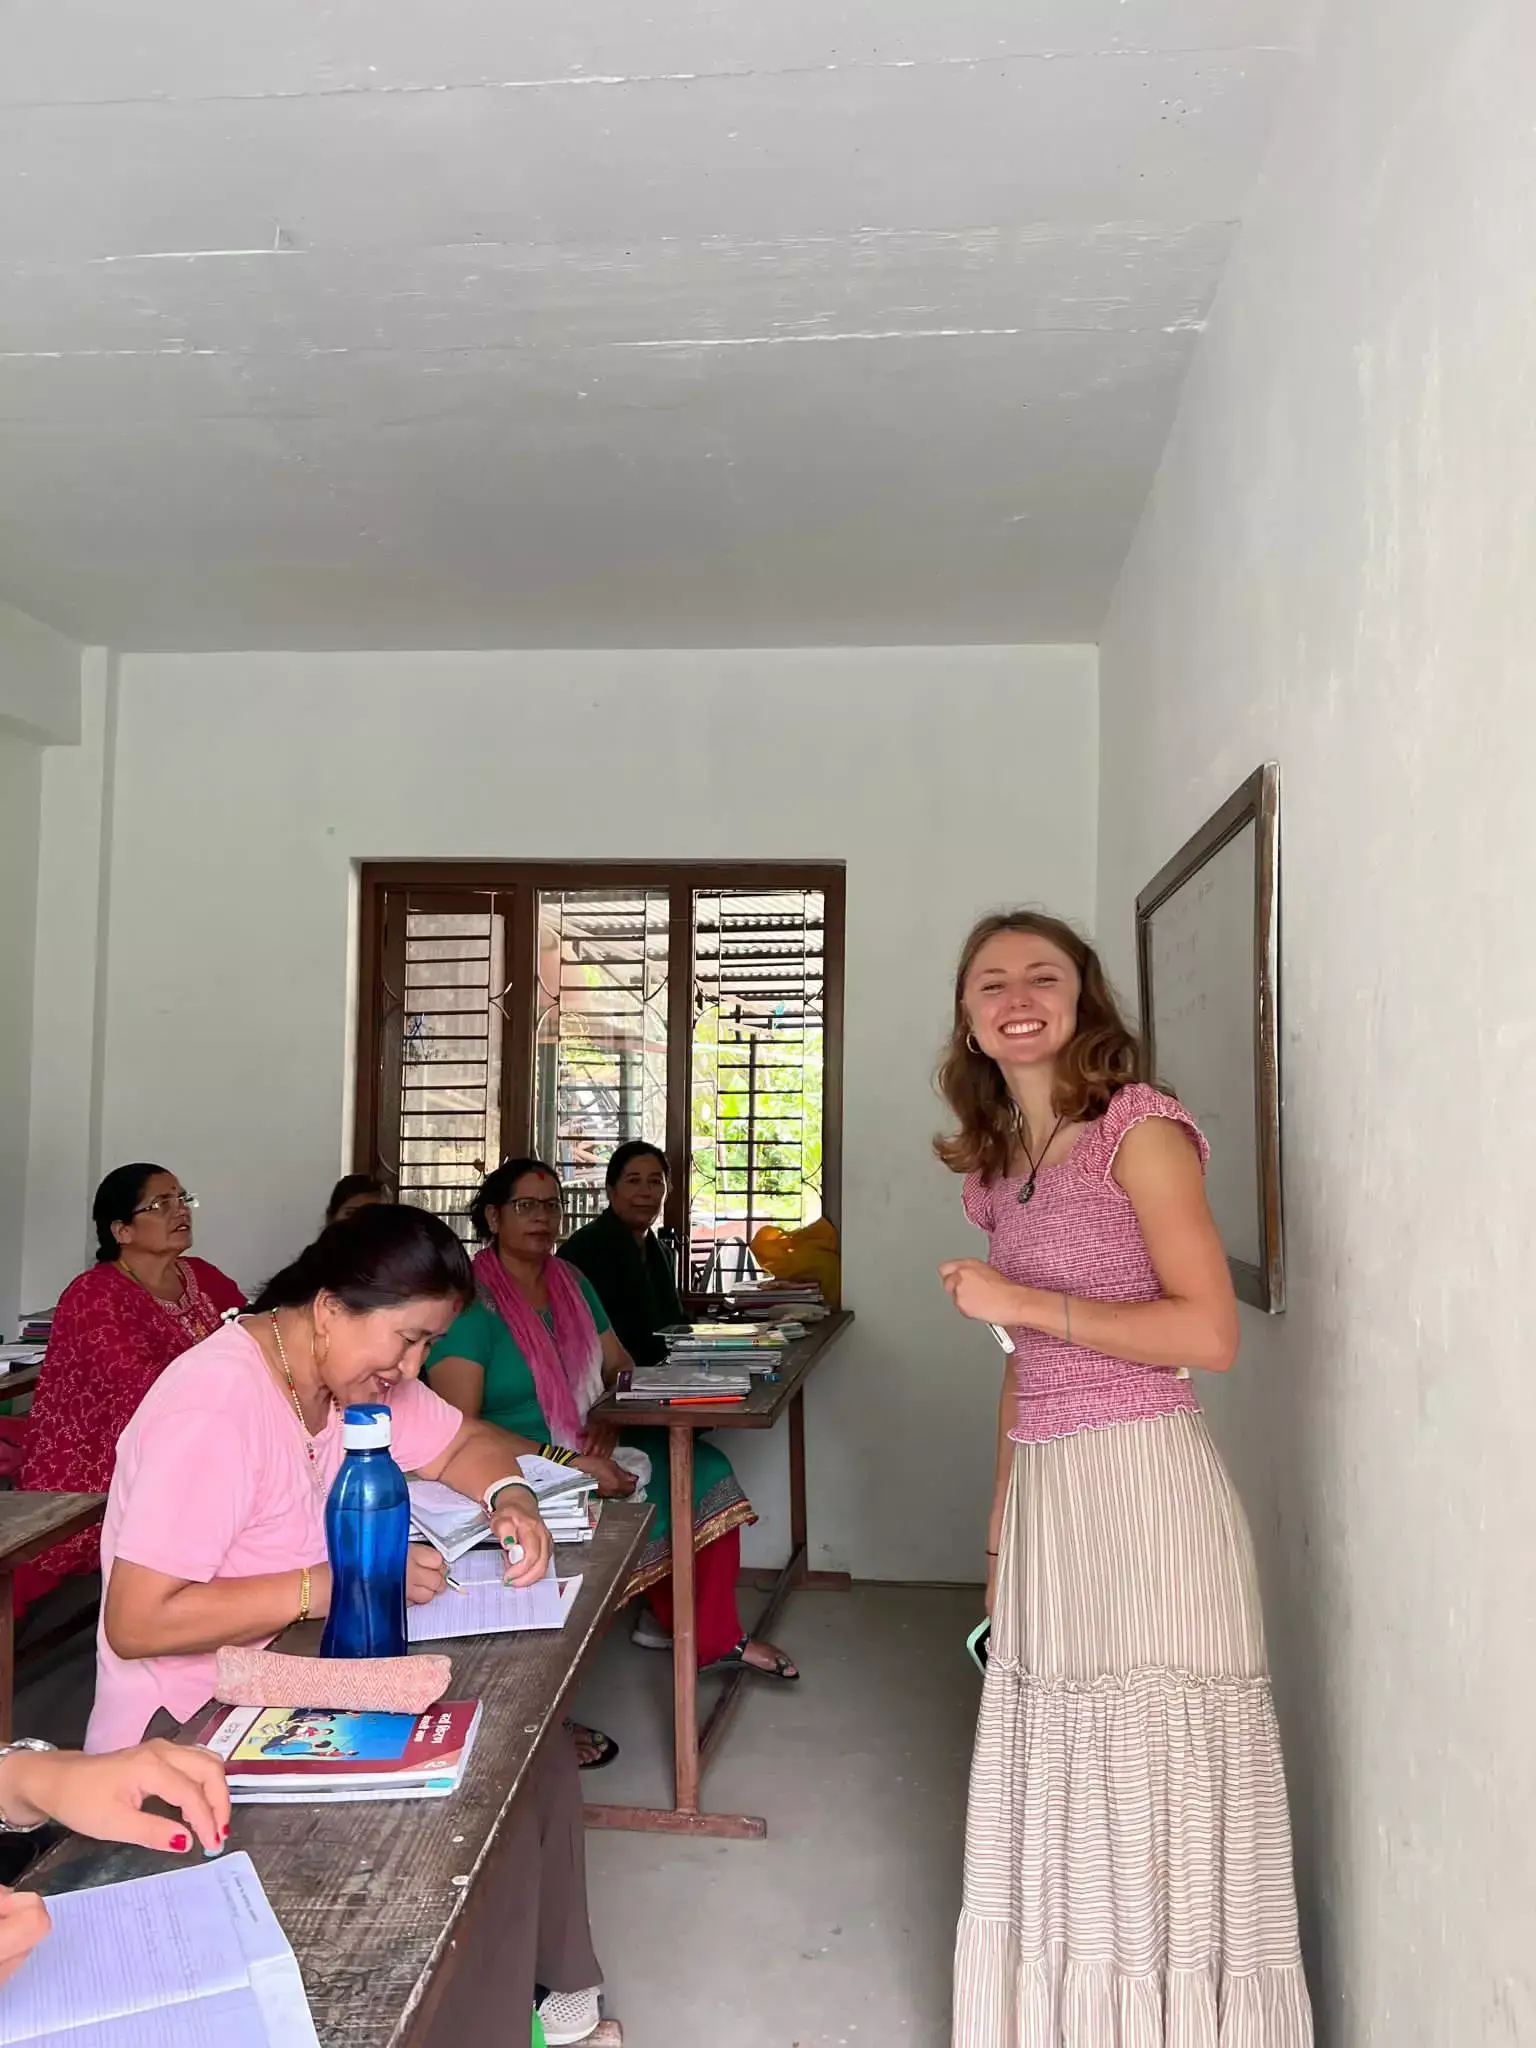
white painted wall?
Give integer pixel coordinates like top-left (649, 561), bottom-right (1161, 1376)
top-left (1096, 2), bottom-right (1536, 2039)
top-left (30, 646), bottom-right (1097, 1580)
top-left (0, 735), bottom-right (43, 1341)
top-left (0, 598), bottom-right (80, 745)
top-left (19, 653), bottom-right (118, 1314)
top-left (0, 600), bottom-right (82, 1338)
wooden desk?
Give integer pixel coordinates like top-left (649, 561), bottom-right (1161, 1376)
top-left (0, 1362), bottom-right (42, 1404)
top-left (0, 1492), bottom-right (105, 1739)
top-left (584, 1308), bottom-right (854, 1840)
top-left (30, 1501), bottom-right (651, 2048)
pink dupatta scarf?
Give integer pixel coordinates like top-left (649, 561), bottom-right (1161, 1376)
top-left (471, 1246), bottom-right (604, 1451)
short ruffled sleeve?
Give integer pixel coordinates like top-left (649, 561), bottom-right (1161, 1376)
top-left (1082, 1083), bottom-right (1210, 1182)
top-left (961, 1172), bottom-right (996, 1233)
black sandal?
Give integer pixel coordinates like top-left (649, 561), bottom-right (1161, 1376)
top-left (704, 1637), bottom-right (800, 1682)
top-left (565, 1717), bottom-right (620, 1770)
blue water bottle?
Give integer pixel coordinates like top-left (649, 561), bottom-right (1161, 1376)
top-left (320, 1403), bottom-right (409, 1659)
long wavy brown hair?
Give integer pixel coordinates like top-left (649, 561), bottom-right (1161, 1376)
top-left (934, 910), bottom-right (1147, 1182)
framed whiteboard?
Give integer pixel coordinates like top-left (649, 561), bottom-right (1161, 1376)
top-left (1135, 765), bottom-right (1284, 1312)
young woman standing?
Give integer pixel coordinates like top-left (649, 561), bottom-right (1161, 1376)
top-left (937, 911), bottom-right (1311, 2046)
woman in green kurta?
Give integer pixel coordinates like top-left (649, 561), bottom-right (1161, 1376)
top-left (427, 1158), bottom-right (797, 1690)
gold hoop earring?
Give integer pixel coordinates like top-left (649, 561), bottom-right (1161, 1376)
top-left (966, 1031), bottom-right (983, 1056)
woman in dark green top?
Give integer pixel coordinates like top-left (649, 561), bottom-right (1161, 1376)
top-left (559, 1142), bottom-right (683, 1370)
top-left (428, 1156), bottom-right (797, 1688)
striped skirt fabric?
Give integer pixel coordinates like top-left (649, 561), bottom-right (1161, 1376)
top-left (953, 1411), bottom-right (1313, 2047)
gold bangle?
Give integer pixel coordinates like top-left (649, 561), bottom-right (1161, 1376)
top-left (297, 1565), bottom-right (312, 1624)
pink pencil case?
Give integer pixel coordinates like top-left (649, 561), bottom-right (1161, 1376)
top-left (213, 1646), bottom-right (452, 1716)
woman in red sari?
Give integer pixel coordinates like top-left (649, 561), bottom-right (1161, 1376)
top-left (16, 1164), bottom-right (244, 1611)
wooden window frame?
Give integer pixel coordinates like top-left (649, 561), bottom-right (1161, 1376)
top-left (354, 861), bottom-right (846, 1262)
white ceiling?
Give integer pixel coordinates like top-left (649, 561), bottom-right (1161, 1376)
top-left (0, 2), bottom-right (1318, 651)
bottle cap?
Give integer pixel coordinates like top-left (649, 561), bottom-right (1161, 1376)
top-left (341, 1403), bottom-right (392, 1450)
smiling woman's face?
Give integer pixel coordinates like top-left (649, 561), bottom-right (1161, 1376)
top-left (311, 1293), bottom-right (460, 1406)
top-left (963, 930), bottom-right (1081, 1073)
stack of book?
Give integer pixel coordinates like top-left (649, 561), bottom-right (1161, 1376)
top-left (17, 1306), bottom-right (54, 1346)
top-left (722, 1279), bottom-right (830, 1327)
top-left (660, 1321), bottom-right (791, 1376)
top-left (200, 1701), bottom-right (483, 1804)
top-left (514, 1455), bottom-right (601, 1545)
top-left (408, 1457), bottom-right (600, 1561)
top-left (615, 1364), bottom-right (752, 1403)
top-left (611, 1320), bottom-right (791, 1404)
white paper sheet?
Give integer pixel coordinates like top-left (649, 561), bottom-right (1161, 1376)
top-left (0, 1856), bottom-right (318, 2048)
top-left (407, 1550), bottom-right (581, 1643)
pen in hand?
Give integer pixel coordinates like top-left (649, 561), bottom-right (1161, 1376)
top-left (411, 1521), bottom-right (467, 1594)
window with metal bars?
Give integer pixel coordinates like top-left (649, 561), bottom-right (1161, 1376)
top-left (355, 865), bottom-right (843, 1281)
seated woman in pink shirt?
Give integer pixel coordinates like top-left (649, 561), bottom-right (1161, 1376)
top-left (87, 1203), bottom-right (618, 2048)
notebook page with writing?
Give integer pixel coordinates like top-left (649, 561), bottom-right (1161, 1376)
top-left (407, 1550), bottom-right (581, 1642)
top-left (0, 1855), bottom-right (317, 2048)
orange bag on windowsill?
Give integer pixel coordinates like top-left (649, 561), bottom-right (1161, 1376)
top-left (749, 1218), bottom-right (841, 1311)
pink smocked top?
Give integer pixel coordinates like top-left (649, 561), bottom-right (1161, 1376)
top-left (962, 1083), bottom-right (1209, 1444)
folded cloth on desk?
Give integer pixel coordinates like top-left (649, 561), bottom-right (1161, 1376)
top-left (214, 1645), bottom-right (452, 1714)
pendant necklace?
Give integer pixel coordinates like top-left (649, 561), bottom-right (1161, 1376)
top-left (269, 1311), bottom-right (319, 1465)
top-left (1016, 1110), bottom-right (1066, 1207)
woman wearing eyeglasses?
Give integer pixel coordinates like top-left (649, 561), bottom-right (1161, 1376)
top-left (16, 1165), bottom-right (244, 1613)
top-left (426, 1160), bottom-right (796, 1769)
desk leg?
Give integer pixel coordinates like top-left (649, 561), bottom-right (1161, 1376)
top-left (788, 1387), bottom-right (808, 1584)
top-left (0, 1570), bottom-right (14, 1744)
top-left (667, 1424), bottom-right (699, 1815)
top-left (584, 1426), bottom-right (767, 1841)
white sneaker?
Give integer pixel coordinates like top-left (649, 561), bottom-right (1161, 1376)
top-left (537, 1985), bottom-right (603, 2044)
top-left (630, 1609), bottom-right (673, 1651)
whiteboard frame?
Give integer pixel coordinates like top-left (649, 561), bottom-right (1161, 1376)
top-left (1134, 764), bottom-right (1284, 1313)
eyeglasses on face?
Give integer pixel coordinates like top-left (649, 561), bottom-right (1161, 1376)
top-left (507, 1195), bottom-right (563, 1218)
top-left (134, 1191), bottom-right (197, 1217)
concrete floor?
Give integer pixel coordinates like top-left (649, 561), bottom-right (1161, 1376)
top-left (12, 1583), bottom-right (982, 2046)
top-left (570, 1584), bottom-right (981, 2048)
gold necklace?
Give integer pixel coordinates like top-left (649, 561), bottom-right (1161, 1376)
top-left (269, 1312), bottom-right (319, 1465)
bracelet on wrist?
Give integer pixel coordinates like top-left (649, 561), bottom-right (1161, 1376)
top-left (297, 1565), bottom-right (312, 1624)
top-left (0, 1741), bottom-right (57, 1833)
top-left (484, 1477), bottom-right (536, 1518)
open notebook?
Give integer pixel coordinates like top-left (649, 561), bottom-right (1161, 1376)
top-left (407, 1549), bottom-right (582, 1644)
top-left (0, 1854), bottom-right (317, 2047)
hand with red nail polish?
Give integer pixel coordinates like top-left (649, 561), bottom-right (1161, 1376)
top-left (0, 1741), bottom-right (231, 1857)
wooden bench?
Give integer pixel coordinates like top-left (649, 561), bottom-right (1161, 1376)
top-left (0, 1492), bottom-right (106, 1740)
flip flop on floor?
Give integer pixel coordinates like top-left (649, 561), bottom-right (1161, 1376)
top-left (564, 1718), bottom-right (620, 1770)
top-left (703, 1637), bottom-right (800, 1681)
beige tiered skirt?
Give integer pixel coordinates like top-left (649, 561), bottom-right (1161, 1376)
top-left (954, 1411), bottom-right (1313, 2047)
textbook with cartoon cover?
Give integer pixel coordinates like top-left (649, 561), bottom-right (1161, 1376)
top-left (198, 1701), bottom-right (482, 1803)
